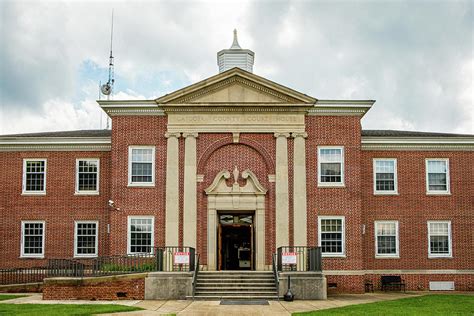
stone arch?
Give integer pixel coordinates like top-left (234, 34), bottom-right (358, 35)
top-left (197, 136), bottom-right (275, 174)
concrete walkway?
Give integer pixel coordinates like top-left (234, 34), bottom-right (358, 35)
top-left (0, 292), bottom-right (424, 315)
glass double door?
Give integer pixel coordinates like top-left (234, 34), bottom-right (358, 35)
top-left (218, 213), bottom-right (254, 270)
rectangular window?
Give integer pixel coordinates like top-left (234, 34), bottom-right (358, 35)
top-left (128, 216), bottom-right (154, 254)
top-left (318, 216), bottom-right (345, 256)
top-left (21, 221), bottom-right (45, 258)
top-left (428, 221), bottom-right (452, 258)
top-left (426, 159), bottom-right (450, 194)
top-left (373, 159), bottom-right (397, 194)
top-left (375, 221), bottom-right (399, 257)
top-left (74, 221), bottom-right (98, 257)
top-left (22, 159), bottom-right (47, 194)
top-left (76, 159), bottom-right (99, 194)
top-left (128, 147), bottom-right (155, 186)
top-left (318, 147), bottom-right (344, 186)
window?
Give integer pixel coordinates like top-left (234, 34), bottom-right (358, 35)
top-left (318, 216), bottom-right (345, 256)
top-left (318, 147), bottom-right (344, 186)
top-left (74, 221), bottom-right (98, 257)
top-left (373, 159), bottom-right (398, 194)
top-left (128, 146), bottom-right (155, 186)
top-left (76, 159), bottom-right (99, 194)
top-left (375, 221), bottom-right (399, 257)
top-left (128, 216), bottom-right (154, 254)
top-left (22, 159), bottom-right (47, 194)
top-left (428, 221), bottom-right (452, 258)
top-left (21, 221), bottom-right (45, 258)
top-left (426, 159), bottom-right (450, 194)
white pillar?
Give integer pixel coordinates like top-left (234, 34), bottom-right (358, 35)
top-left (165, 132), bottom-right (181, 247)
top-left (293, 132), bottom-right (308, 246)
top-left (274, 132), bottom-right (290, 248)
top-left (183, 132), bottom-right (198, 249)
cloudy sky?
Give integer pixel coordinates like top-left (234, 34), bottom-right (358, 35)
top-left (0, 0), bottom-right (472, 135)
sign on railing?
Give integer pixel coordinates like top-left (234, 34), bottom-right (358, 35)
top-left (174, 252), bottom-right (190, 264)
top-left (282, 252), bottom-right (297, 265)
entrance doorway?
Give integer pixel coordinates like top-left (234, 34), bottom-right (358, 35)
top-left (218, 214), bottom-right (254, 270)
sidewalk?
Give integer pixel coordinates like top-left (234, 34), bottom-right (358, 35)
top-left (1, 292), bottom-right (422, 315)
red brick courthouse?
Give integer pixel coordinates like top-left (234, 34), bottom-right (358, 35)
top-left (1, 34), bottom-right (473, 295)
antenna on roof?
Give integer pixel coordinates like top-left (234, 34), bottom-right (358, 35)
top-left (100, 10), bottom-right (115, 129)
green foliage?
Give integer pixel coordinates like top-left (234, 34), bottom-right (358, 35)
top-left (294, 294), bottom-right (474, 315)
top-left (0, 304), bottom-right (142, 316)
top-left (100, 262), bottom-right (155, 272)
top-left (0, 294), bottom-right (27, 301)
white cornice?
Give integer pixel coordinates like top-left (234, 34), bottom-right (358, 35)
top-left (308, 100), bottom-right (375, 117)
top-left (362, 136), bottom-right (474, 151)
top-left (98, 100), bottom-right (165, 117)
top-left (0, 137), bottom-right (111, 152)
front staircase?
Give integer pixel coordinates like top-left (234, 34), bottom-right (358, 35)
top-left (191, 271), bottom-right (279, 300)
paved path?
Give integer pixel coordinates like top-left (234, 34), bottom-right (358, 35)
top-left (0, 292), bottom-right (424, 315)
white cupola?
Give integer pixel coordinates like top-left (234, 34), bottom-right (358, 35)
top-left (217, 29), bottom-right (255, 73)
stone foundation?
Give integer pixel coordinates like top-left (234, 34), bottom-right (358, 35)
top-left (145, 272), bottom-right (193, 299)
top-left (278, 272), bottom-right (327, 300)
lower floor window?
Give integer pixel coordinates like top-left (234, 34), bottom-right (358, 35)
top-left (75, 221), bottom-right (98, 257)
top-left (428, 221), bottom-right (452, 257)
top-left (375, 221), bottom-right (399, 257)
top-left (128, 216), bottom-right (154, 254)
top-left (21, 221), bottom-right (45, 257)
top-left (318, 216), bottom-right (345, 256)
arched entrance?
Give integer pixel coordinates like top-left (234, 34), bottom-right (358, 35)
top-left (205, 167), bottom-right (267, 270)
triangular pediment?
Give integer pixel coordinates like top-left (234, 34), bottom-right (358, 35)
top-left (156, 68), bottom-right (316, 105)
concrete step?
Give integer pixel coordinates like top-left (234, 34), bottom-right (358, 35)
top-left (197, 278), bottom-right (275, 283)
top-left (194, 291), bottom-right (278, 296)
top-left (196, 286), bottom-right (277, 291)
top-left (187, 295), bottom-right (280, 300)
top-left (196, 282), bottom-right (276, 286)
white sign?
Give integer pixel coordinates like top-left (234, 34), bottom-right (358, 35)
top-left (174, 252), bottom-right (190, 264)
top-left (282, 252), bottom-right (297, 265)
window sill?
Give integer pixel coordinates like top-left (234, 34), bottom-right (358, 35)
top-left (428, 255), bottom-right (453, 259)
top-left (74, 192), bottom-right (100, 196)
top-left (318, 183), bottom-right (345, 188)
top-left (374, 192), bottom-right (399, 196)
top-left (375, 255), bottom-right (400, 259)
top-left (21, 192), bottom-right (46, 196)
top-left (74, 255), bottom-right (98, 258)
top-left (321, 254), bottom-right (346, 258)
top-left (20, 256), bottom-right (44, 259)
top-left (426, 192), bottom-right (451, 196)
top-left (128, 183), bottom-right (155, 188)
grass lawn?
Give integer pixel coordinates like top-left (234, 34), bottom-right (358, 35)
top-left (294, 294), bottom-right (474, 315)
top-left (0, 303), bottom-right (143, 316)
top-left (0, 294), bottom-right (28, 301)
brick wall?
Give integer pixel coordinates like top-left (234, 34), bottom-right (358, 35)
top-left (0, 151), bottom-right (111, 268)
top-left (43, 275), bottom-right (145, 300)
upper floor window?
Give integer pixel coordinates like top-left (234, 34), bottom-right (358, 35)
top-left (318, 147), bottom-right (344, 186)
top-left (426, 159), bottom-right (450, 194)
top-left (21, 221), bottom-right (45, 258)
top-left (318, 216), bottom-right (345, 257)
top-left (428, 221), bottom-right (452, 258)
top-left (373, 159), bottom-right (398, 194)
top-left (128, 216), bottom-right (154, 254)
top-left (128, 146), bottom-right (155, 186)
top-left (22, 159), bottom-right (47, 194)
top-left (74, 221), bottom-right (98, 257)
top-left (375, 221), bottom-right (399, 257)
top-left (76, 159), bottom-right (99, 194)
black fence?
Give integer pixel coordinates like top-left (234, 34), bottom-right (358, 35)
top-left (276, 246), bottom-right (322, 272)
top-left (0, 247), bottom-right (196, 285)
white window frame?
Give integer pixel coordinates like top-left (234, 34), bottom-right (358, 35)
top-left (128, 146), bottom-right (155, 187)
top-left (22, 159), bottom-right (47, 195)
top-left (425, 158), bottom-right (450, 195)
top-left (318, 216), bottom-right (345, 257)
top-left (374, 221), bottom-right (399, 258)
top-left (127, 216), bottom-right (155, 255)
top-left (317, 146), bottom-right (345, 187)
top-left (21, 221), bottom-right (45, 258)
top-left (75, 159), bottom-right (100, 195)
top-left (428, 221), bottom-right (452, 258)
top-left (373, 158), bottom-right (398, 195)
top-left (74, 221), bottom-right (99, 258)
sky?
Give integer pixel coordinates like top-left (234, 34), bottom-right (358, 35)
top-left (0, 0), bottom-right (473, 135)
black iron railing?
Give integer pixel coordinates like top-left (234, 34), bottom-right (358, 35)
top-left (192, 253), bottom-right (200, 299)
top-left (0, 246), bottom-right (197, 285)
top-left (276, 246), bottom-right (322, 272)
top-left (272, 253), bottom-right (280, 298)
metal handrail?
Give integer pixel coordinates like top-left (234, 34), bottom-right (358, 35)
top-left (276, 246), bottom-right (322, 272)
top-left (192, 253), bottom-right (200, 299)
top-left (272, 253), bottom-right (280, 300)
